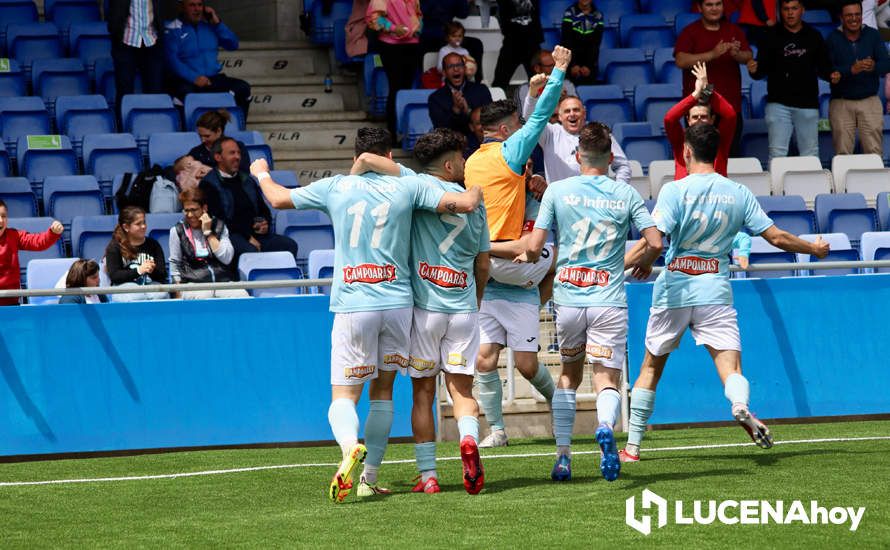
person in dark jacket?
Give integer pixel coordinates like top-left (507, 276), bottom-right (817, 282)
top-left (59, 259), bottom-right (109, 304)
top-left (428, 53), bottom-right (492, 142)
top-left (107, 0), bottom-right (168, 106)
top-left (492, 0), bottom-right (544, 89)
top-left (560, 0), bottom-right (604, 85)
top-left (199, 137), bottom-right (299, 262)
top-left (104, 206), bottom-right (170, 302)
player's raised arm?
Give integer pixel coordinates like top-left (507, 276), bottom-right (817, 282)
top-left (760, 225), bottom-right (830, 258)
top-left (251, 159), bottom-right (293, 209)
top-left (437, 185), bottom-right (482, 214)
top-left (350, 152), bottom-right (401, 176)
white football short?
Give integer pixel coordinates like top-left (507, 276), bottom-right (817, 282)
top-left (644, 305), bottom-right (741, 356)
top-left (330, 307), bottom-right (412, 386)
top-left (408, 308), bottom-right (479, 378)
top-left (554, 305), bottom-right (627, 370)
top-left (478, 299), bottom-right (540, 352)
top-left (489, 243), bottom-right (555, 288)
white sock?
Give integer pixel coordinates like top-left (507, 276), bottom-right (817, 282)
top-left (327, 398), bottom-right (359, 457)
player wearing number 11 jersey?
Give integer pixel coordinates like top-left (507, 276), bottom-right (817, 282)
top-left (251, 128), bottom-right (482, 503)
top-left (521, 122), bottom-right (662, 482)
top-left (621, 124), bottom-right (829, 464)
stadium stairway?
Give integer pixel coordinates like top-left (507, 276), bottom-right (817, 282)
top-left (220, 41), bottom-right (414, 184)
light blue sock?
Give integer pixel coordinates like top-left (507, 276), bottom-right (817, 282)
top-left (476, 371), bottom-right (505, 431)
top-left (529, 365), bottom-right (555, 402)
top-left (627, 388), bottom-right (656, 448)
top-left (414, 441), bottom-right (437, 480)
top-left (457, 415), bottom-right (480, 442)
top-left (552, 388), bottom-right (576, 448)
top-left (328, 398), bottom-right (359, 455)
top-left (596, 388), bottom-right (621, 429)
top-left (724, 373), bottom-right (750, 408)
top-left (363, 399), bottom-right (393, 468)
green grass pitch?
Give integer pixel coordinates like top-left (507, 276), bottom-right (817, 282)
top-left (1, 420), bottom-right (888, 548)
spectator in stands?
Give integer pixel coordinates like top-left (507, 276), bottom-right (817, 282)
top-left (164, 0), bottom-right (252, 120)
top-left (514, 50), bottom-right (578, 107)
top-left (437, 21), bottom-right (470, 71)
top-left (429, 53), bottom-right (493, 142)
top-left (747, 0), bottom-right (835, 160)
top-left (366, 0), bottom-right (423, 141)
top-left (173, 154), bottom-right (212, 192)
top-left (200, 138), bottom-right (299, 262)
top-left (665, 62), bottom-right (736, 178)
top-left (675, 0), bottom-right (752, 154)
top-left (492, 0), bottom-right (544, 89)
top-left (736, 0), bottom-right (777, 47)
top-left (560, 0), bottom-right (605, 85)
top-left (419, 0), bottom-right (485, 82)
top-left (0, 201), bottom-right (63, 306)
top-left (188, 110), bottom-right (250, 174)
top-left (59, 259), bottom-right (108, 304)
top-left (169, 187), bottom-right (248, 299)
top-left (522, 93), bottom-right (632, 184)
top-left (105, 206), bottom-right (169, 302)
top-left (827, 0), bottom-right (890, 155)
top-left (107, 0), bottom-right (167, 108)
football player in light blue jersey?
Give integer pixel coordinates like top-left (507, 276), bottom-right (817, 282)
top-left (251, 128), bottom-right (482, 503)
top-left (620, 124), bottom-right (829, 463)
top-left (520, 122), bottom-right (663, 482)
top-left (402, 129), bottom-right (490, 495)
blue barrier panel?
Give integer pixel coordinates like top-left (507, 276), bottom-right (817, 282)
top-left (627, 274), bottom-right (890, 425)
top-left (0, 296), bottom-right (414, 456)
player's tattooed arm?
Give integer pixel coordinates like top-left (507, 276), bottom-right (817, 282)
top-left (437, 186), bottom-right (482, 214)
top-left (474, 252), bottom-right (490, 308)
top-left (350, 152), bottom-right (401, 176)
top-left (250, 159), bottom-right (293, 209)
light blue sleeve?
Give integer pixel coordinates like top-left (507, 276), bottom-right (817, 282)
top-left (742, 188), bottom-right (774, 235)
top-left (502, 68), bottom-right (567, 173)
top-left (732, 232), bottom-right (752, 257)
top-left (290, 176), bottom-right (335, 210)
top-left (410, 177), bottom-right (447, 212)
top-left (398, 164), bottom-right (417, 177)
top-left (478, 206), bottom-right (491, 252)
top-left (628, 188), bottom-right (655, 231)
top-left (652, 184), bottom-right (678, 235)
top-left (533, 187), bottom-right (556, 231)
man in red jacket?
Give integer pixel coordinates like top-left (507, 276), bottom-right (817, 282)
top-left (0, 200), bottom-right (63, 306)
top-left (664, 61), bottom-right (736, 180)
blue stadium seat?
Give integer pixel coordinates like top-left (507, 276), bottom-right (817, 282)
top-left (270, 169), bottom-right (299, 188)
top-left (245, 143), bottom-right (274, 169)
top-left (860, 231), bottom-right (890, 273)
top-left (877, 191), bottom-right (890, 230)
top-left (767, 210), bottom-right (816, 236)
top-left (369, 60), bottom-right (388, 117)
top-left (601, 27), bottom-right (619, 49)
top-left (82, 133), bottom-right (142, 197)
top-left (757, 194), bottom-right (806, 212)
top-left (238, 251), bottom-right (304, 297)
top-left (0, 176), bottom-right (37, 217)
top-left (16, 134), bottom-right (77, 194)
top-left (622, 136), bottom-right (671, 171)
top-left (308, 0), bottom-right (352, 45)
top-left (0, 58), bottom-right (27, 97)
top-left (8, 216), bottom-right (65, 277)
top-left (42, 174), bottom-right (104, 238)
top-left (612, 121), bottom-right (656, 146)
top-left (596, 0), bottom-right (637, 26)
top-left (6, 23), bottom-right (63, 73)
top-left (811, 21), bottom-right (836, 39)
top-left (633, 83), bottom-right (681, 127)
top-left (814, 192), bottom-right (872, 236)
top-left (653, 48), bottom-right (681, 85)
top-left (541, 0), bottom-right (567, 29)
top-left (275, 209), bottom-right (334, 269)
top-left (599, 48), bottom-right (649, 74)
top-left (748, 250), bottom-right (798, 278)
top-left (148, 131), bottom-right (200, 168)
top-left (749, 78), bottom-right (767, 119)
top-left (145, 212), bottom-right (182, 261)
top-left (184, 92), bottom-right (245, 131)
top-left (577, 84), bottom-right (634, 127)
top-left (542, 27), bottom-right (560, 50)
top-left (44, 0), bottom-right (100, 40)
top-left (395, 89), bottom-right (434, 150)
top-left (93, 56), bottom-right (116, 106)
top-left (802, 9), bottom-right (832, 24)
top-left (818, 79), bottom-right (830, 118)
top-left (0, 1), bottom-right (38, 56)
top-left (0, 96), bottom-right (51, 157)
top-left (307, 248), bottom-right (334, 295)
top-left (640, 0), bottom-right (689, 23)
top-left (71, 213), bottom-right (116, 260)
top-left (0, 142), bottom-right (9, 177)
top-left (619, 15), bottom-right (673, 50)
top-left (740, 119), bottom-right (769, 166)
top-left (25, 257), bottom-right (78, 304)
top-left (55, 94), bottom-right (115, 154)
top-left (796, 233), bottom-right (858, 276)
top-left (69, 21), bottom-right (111, 76)
top-left (121, 94), bottom-right (182, 152)
top-left (674, 12), bottom-right (700, 36)
top-left (31, 58), bottom-right (91, 116)
top-left (605, 60), bottom-right (655, 92)
top-left (228, 130), bottom-right (264, 145)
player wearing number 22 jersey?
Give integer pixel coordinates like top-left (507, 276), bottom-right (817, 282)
top-left (524, 122), bottom-right (661, 482)
top-left (621, 124), bottom-right (830, 465)
top-left (251, 128), bottom-right (483, 503)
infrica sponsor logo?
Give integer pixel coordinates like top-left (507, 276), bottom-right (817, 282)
top-left (417, 262), bottom-right (468, 289)
top-left (343, 263), bottom-right (397, 284)
top-left (626, 489), bottom-right (866, 535)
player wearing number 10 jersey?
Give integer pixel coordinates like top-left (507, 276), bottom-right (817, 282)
top-left (521, 122), bottom-right (662, 482)
top-left (251, 128), bottom-right (482, 503)
top-left (621, 124), bottom-right (829, 464)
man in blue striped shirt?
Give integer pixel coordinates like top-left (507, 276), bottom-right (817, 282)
top-left (107, 0), bottom-right (167, 106)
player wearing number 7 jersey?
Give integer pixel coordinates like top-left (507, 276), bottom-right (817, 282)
top-left (251, 128), bottom-right (482, 503)
top-left (620, 124), bottom-right (830, 463)
top-left (519, 122), bottom-right (663, 482)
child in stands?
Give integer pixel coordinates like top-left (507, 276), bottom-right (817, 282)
top-left (0, 200), bottom-right (64, 306)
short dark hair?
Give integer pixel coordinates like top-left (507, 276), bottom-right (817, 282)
top-left (480, 100), bottom-right (517, 129)
top-left (211, 136), bottom-right (238, 156)
top-left (355, 127), bottom-right (392, 156)
top-left (413, 128), bottom-right (467, 167)
top-left (577, 122), bottom-right (612, 168)
top-left (0, 198), bottom-right (6, 210)
top-left (684, 123), bottom-right (720, 164)
top-left (839, 1), bottom-right (862, 15)
top-left (780, 0), bottom-right (802, 5)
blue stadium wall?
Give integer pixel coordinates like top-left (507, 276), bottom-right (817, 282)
top-left (1, 275), bottom-right (889, 457)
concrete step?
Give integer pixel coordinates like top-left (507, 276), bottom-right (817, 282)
top-left (238, 41), bottom-right (319, 51)
top-left (218, 48), bottom-right (331, 80)
top-left (249, 110), bottom-right (368, 124)
top-left (276, 151), bottom-right (417, 185)
top-left (253, 121), bottom-right (384, 153)
top-left (238, 73), bottom-right (356, 89)
top-left (247, 93), bottom-right (345, 120)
